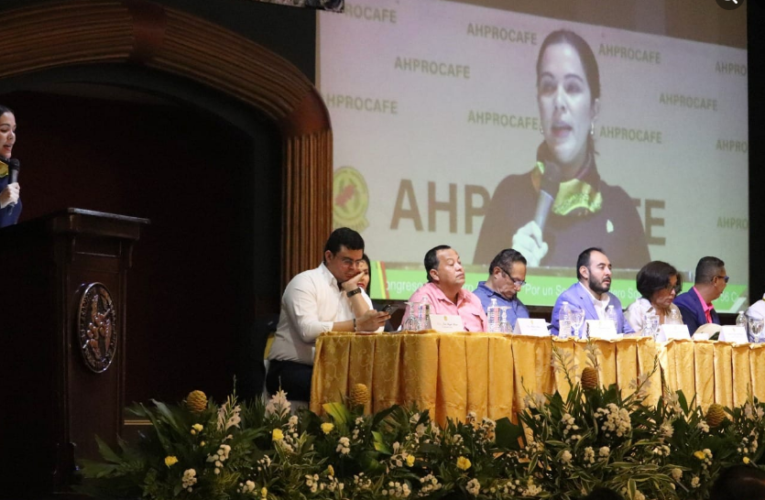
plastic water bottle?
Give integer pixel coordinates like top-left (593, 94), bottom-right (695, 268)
top-left (736, 311), bottom-right (747, 327)
top-left (487, 298), bottom-right (501, 332)
top-left (559, 301), bottom-right (572, 339)
top-left (606, 305), bottom-right (618, 331)
top-left (667, 307), bottom-right (682, 325)
top-left (736, 311), bottom-right (749, 342)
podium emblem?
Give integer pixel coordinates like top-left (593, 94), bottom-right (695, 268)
top-left (77, 283), bottom-right (118, 373)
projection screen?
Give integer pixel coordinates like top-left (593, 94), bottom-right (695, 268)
top-left (319, 0), bottom-right (748, 312)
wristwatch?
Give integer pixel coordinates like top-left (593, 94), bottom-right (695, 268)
top-left (347, 287), bottom-right (362, 298)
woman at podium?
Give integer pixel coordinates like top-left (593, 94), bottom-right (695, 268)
top-left (0, 105), bottom-right (20, 228)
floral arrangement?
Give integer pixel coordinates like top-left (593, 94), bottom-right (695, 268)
top-left (79, 346), bottom-right (765, 500)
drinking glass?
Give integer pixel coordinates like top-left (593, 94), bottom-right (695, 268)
top-left (645, 314), bottom-right (659, 339)
top-left (571, 308), bottom-right (585, 339)
top-left (749, 317), bottom-right (765, 343)
top-left (402, 301), bottom-right (421, 331)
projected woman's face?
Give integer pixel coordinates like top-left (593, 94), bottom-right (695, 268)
top-left (537, 43), bottom-right (599, 173)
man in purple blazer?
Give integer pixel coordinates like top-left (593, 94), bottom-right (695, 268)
top-left (551, 247), bottom-right (635, 336)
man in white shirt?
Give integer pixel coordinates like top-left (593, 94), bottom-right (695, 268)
top-left (266, 227), bottom-right (389, 400)
top-left (550, 247), bottom-right (634, 336)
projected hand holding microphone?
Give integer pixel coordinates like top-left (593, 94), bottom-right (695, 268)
top-left (474, 29), bottom-right (649, 268)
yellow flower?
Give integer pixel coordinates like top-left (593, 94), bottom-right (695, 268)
top-left (321, 422), bottom-right (335, 435)
top-left (693, 451), bottom-right (706, 460)
top-left (165, 456), bottom-right (179, 467)
top-left (327, 465), bottom-right (335, 477)
top-left (406, 454), bottom-right (415, 467)
top-left (261, 487), bottom-right (268, 498)
top-left (744, 457), bottom-right (751, 464)
top-left (200, 441), bottom-right (206, 446)
top-left (456, 456), bottom-right (471, 470)
top-left (272, 428), bottom-right (284, 441)
top-left (193, 424), bottom-right (204, 432)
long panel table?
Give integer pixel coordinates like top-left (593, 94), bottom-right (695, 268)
top-left (310, 333), bottom-right (765, 426)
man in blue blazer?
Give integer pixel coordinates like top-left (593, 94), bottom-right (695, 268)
top-left (673, 256), bottom-right (726, 334)
top-left (551, 247), bottom-right (635, 336)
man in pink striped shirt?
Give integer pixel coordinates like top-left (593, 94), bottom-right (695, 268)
top-left (405, 245), bottom-right (488, 332)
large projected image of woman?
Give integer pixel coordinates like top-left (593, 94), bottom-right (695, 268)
top-left (474, 30), bottom-right (649, 268)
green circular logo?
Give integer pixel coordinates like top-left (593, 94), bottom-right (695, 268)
top-left (333, 166), bottom-right (369, 232)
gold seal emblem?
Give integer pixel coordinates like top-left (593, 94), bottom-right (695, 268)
top-left (333, 166), bottom-right (369, 232)
top-left (77, 283), bottom-right (118, 373)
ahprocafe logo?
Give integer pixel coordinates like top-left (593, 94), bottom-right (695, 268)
top-left (716, 0), bottom-right (743, 10)
top-left (333, 166), bottom-right (369, 232)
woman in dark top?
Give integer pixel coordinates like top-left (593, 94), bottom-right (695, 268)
top-left (0, 105), bottom-right (20, 228)
top-left (474, 30), bottom-right (649, 269)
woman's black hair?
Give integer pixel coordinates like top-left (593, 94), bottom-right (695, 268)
top-left (636, 261), bottom-right (681, 300)
top-left (536, 30), bottom-right (600, 102)
top-left (361, 253), bottom-right (372, 291)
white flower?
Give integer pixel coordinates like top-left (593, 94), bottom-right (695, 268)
top-left (671, 468), bottom-right (683, 481)
top-left (599, 446), bottom-right (610, 458)
top-left (698, 420), bottom-right (710, 433)
top-left (634, 491), bottom-right (645, 500)
top-left (660, 421), bottom-right (674, 438)
top-left (336, 436), bottom-right (351, 455)
top-left (466, 478), bottom-right (481, 496)
top-left (583, 447), bottom-right (596, 464)
top-left (216, 395), bottom-right (242, 431)
top-left (691, 476), bottom-right (700, 488)
top-left (182, 469), bottom-right (197, 489)
top-left (560, 450), bottom-right (573, 464)
top-left (265, 389), bottom-right (291, 418)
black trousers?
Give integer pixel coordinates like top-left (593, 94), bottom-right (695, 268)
top-left (266, 359), bottom-right (313, 401)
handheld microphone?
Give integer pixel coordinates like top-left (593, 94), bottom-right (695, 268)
top-left (7, 158), bottom-right (20, 213)
top-left (533, 161), bottom-right (562, 231)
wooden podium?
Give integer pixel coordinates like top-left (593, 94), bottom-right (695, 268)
top-left (0, 209), bottom-right (149, 498)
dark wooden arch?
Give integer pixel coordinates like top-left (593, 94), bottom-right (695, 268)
top-left (0, 0), bottom-right (331, 286)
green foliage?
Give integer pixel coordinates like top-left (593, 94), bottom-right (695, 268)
top-left (79, 349), bottom-right (765, 500)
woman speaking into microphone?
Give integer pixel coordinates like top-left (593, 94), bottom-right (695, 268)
top-left (0, 105), bottom-right (20, 228)
top-left (474, 30), bottom-right (649, 269)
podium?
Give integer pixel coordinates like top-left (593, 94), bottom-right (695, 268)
top-left (0, 209), bottom-right (149, 498)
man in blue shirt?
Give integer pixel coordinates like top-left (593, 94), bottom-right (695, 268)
top-left (472, 248), bottom-right (529, 331)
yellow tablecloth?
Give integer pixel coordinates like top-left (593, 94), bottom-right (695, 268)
top-left (310, 333), bottom-right (762, 425)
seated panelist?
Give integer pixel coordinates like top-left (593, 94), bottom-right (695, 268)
top-left (673, 256), bottom-right (726, 334)
top-left (551, 247), bottom-right (634, 336)
top-left (404, 245), bottom-right (487, 332)
top-left (472, 248), bottom-right (529, 331)
top-left (624, 261), bottom-right (682, 332)
top-left (266, 228), bottom-right (389, 401)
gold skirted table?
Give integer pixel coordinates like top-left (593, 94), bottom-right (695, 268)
top-left (310, 332), bottom-right (765, 426)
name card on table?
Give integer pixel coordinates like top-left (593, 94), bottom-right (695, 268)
top-left (719, 326), bottom-right (748, 343)
top-left (514, 318), bottom-right (550, 337)
top-left (586, 319), bottom-right (617, 339)
top-left (658, 324), bottom-right (690, 342)
top-left (429, 314), bottom-right (465, 333)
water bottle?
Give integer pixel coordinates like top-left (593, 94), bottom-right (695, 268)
top-left (736, 311), bottom-right (749, 342)
top-left (667, 307), bottom-right (682, 325)
top-left (736, 311), bottom-right (747, 327)
top-left (606, 305), bottom-right (618, 331)
top-left (559, 301), bottom-right (572, 338)
top-left (418, 298), bottom-right (432, 330)
top-left (487, 297), bottom-right (501, 332)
